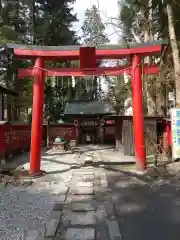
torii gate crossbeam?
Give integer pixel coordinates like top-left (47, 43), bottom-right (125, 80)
top-left (17, 65), bottom-right (158, 78)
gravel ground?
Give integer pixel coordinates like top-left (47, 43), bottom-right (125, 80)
top-left (0, 185), bottom-right (54, 240)
top-left (0, 150), bottom-right (77, 240)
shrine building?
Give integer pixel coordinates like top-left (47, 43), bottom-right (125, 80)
top-left (63, 100), bottom-right (116, 145)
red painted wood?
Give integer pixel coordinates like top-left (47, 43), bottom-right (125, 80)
top-left (18, 65), bottom-right (159, 78)
top-left (30, 57), bottom-right (45, 175)
top-left (163, 121), bottom-right (172, 152)
top-left (5, 125), bottom-right (31, 150)
top-left (49, 124), bottom-right (76, 141)
top-left (14, 45), bottom-right (162, 59)
top-left (0, 124), bottom-right (31, 161)
top-left (104, 125), bottom-right (116, 142)
top-left (167, 122), bottom-right (172, 146)
top-left (131, 55), bottom-right (146, 170)
top-left (80, 47), bottom-right (96, 68)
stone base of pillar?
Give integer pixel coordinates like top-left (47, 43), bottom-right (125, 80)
top-left (116, 140), bottom-right (121, 151)
top-left (70, 140), bottom-right (76, 147)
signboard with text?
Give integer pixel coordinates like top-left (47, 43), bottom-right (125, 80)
top-left (171, 108), bottom-right (180, 159)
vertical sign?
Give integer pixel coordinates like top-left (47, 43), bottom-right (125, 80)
top-left (171, 108), bottom-right (180, 159)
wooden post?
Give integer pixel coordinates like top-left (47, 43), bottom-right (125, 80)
top-left (30, 57), bottom-right (45, 175)
top-left (131, 54), bottom-right (146, 170)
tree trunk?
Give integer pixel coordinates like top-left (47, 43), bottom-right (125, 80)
top-left (143, 0), bottom-right (156, 115)
top-left (166, 3), bottom-right (180, 106)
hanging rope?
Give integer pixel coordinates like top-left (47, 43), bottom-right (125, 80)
top-left (80, 76), bottom-right (81, 93)
top-left (61, 76), bottom-right (63, 90)
top-left (67, 77), bottom-right (70, 101)
top-left (52, 73), bottom-right (56, 87)
top-left (85, 76), bottom-right (88, 91)
top-left (68, 77), bottom-right (70, 89)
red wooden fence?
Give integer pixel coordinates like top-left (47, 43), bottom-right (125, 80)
top-left (104, 125), bottom-right (116, 142)
top-left (48, 123), bottom-right (76, 142)
top-left (0, 123), bottom-right (31, 160)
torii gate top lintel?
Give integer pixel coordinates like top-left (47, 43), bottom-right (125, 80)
top-left (7, 39), bottom-right (168, 60)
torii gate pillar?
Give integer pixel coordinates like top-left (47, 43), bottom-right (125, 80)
top-left (131, 54), bottom-right (146, 170)
top-left (30, 57), bottom-right (45, 175)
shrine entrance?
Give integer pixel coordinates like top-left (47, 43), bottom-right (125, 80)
top-left (9, 40), bottom-right (167, 174)
top-left (80, 127), bottom-right (97, 144)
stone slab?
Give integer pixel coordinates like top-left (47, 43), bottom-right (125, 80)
top-left (82, 175), bottom-right (95, 181)
top-left (73, 186), bottom-right (94, 195)
top-left (70, 202), bottom-right (96, 212)
top-left (51, 184), bottom-right (68, 195)
top-left (99, 172), bottom-right (107, 180)
top-left (106, 220), bottom-right (121, 240)
top-left (52, 202), bottom-right (64, 211)
top-left (76, 182), bottom-right (93, 188)
top-left (66, 194), bottom-right (94, 203)
top-left (45, 218), bottom-right (61, 237)
top-left (96, 226), bottom-right (109, 240)
top-left (25, 230), bottom-right (39, 240)
top-left (63, 210), bottom-right (96, 225)
top-left (65, 227), bottom-right (95, 240)
top-left (96, 204), bottom-right (107, 222)
top-left (50, 210), bottom-right (62, 219)
top-left (41, 238), bottom-right (53, 240)
top-left (104, 201), bottom-right (116, 220)
top-left (72, 175), bottom-right (94, 182)
top-left (84, 156), bottom-right (93, 161)
top-left (101, 179), bottom-right (108, 188)
top-left (51, 194), bottom-right (66, 202)
top-left (73, 171), bottom-right (95, 175)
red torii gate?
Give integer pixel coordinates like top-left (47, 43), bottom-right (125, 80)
top-left (9, 40), bottom-right (166, 174)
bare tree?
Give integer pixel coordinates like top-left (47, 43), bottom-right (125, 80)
top-left (166, 2), bottom-right (180, 106)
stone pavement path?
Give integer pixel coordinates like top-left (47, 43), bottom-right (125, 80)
top-left (42, 147), bottom-right (122, 240)
top-left (2, 145), bottom-right (180, 240)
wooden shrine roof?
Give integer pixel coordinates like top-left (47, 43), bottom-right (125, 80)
top-left (6, 39), bottom-right (168, 51)
top-left (5, 39), bottom-right (168, 60)
top-left (64, 101), bottom-right (115, 116)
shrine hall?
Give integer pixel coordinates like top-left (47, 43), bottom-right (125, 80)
top-left (63, 100), bottom-right (116, 145)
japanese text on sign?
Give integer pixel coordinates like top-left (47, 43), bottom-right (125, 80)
top-left (171, 108), bottom-right (180, 159)
top-left (4, 130), bottom-right (31, 145)
top-left (50, 128), bottom-right (73, 138)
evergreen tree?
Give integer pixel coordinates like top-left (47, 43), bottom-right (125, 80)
top-left (118, 0), bottom-right (180, 114)
top-left (0, 0), bottom-right (78, 122)
top-left (81, 5), bottom-right (109, 101)
top-left (34, 0), bottom-right (78, 121)
top-left (82, 5), bottom-right (109, 45)
top-left (34, 0), bottom-right (78, 45)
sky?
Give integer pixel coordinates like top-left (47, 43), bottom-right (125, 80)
top-left (72, 0), bottom-right (120, 44)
